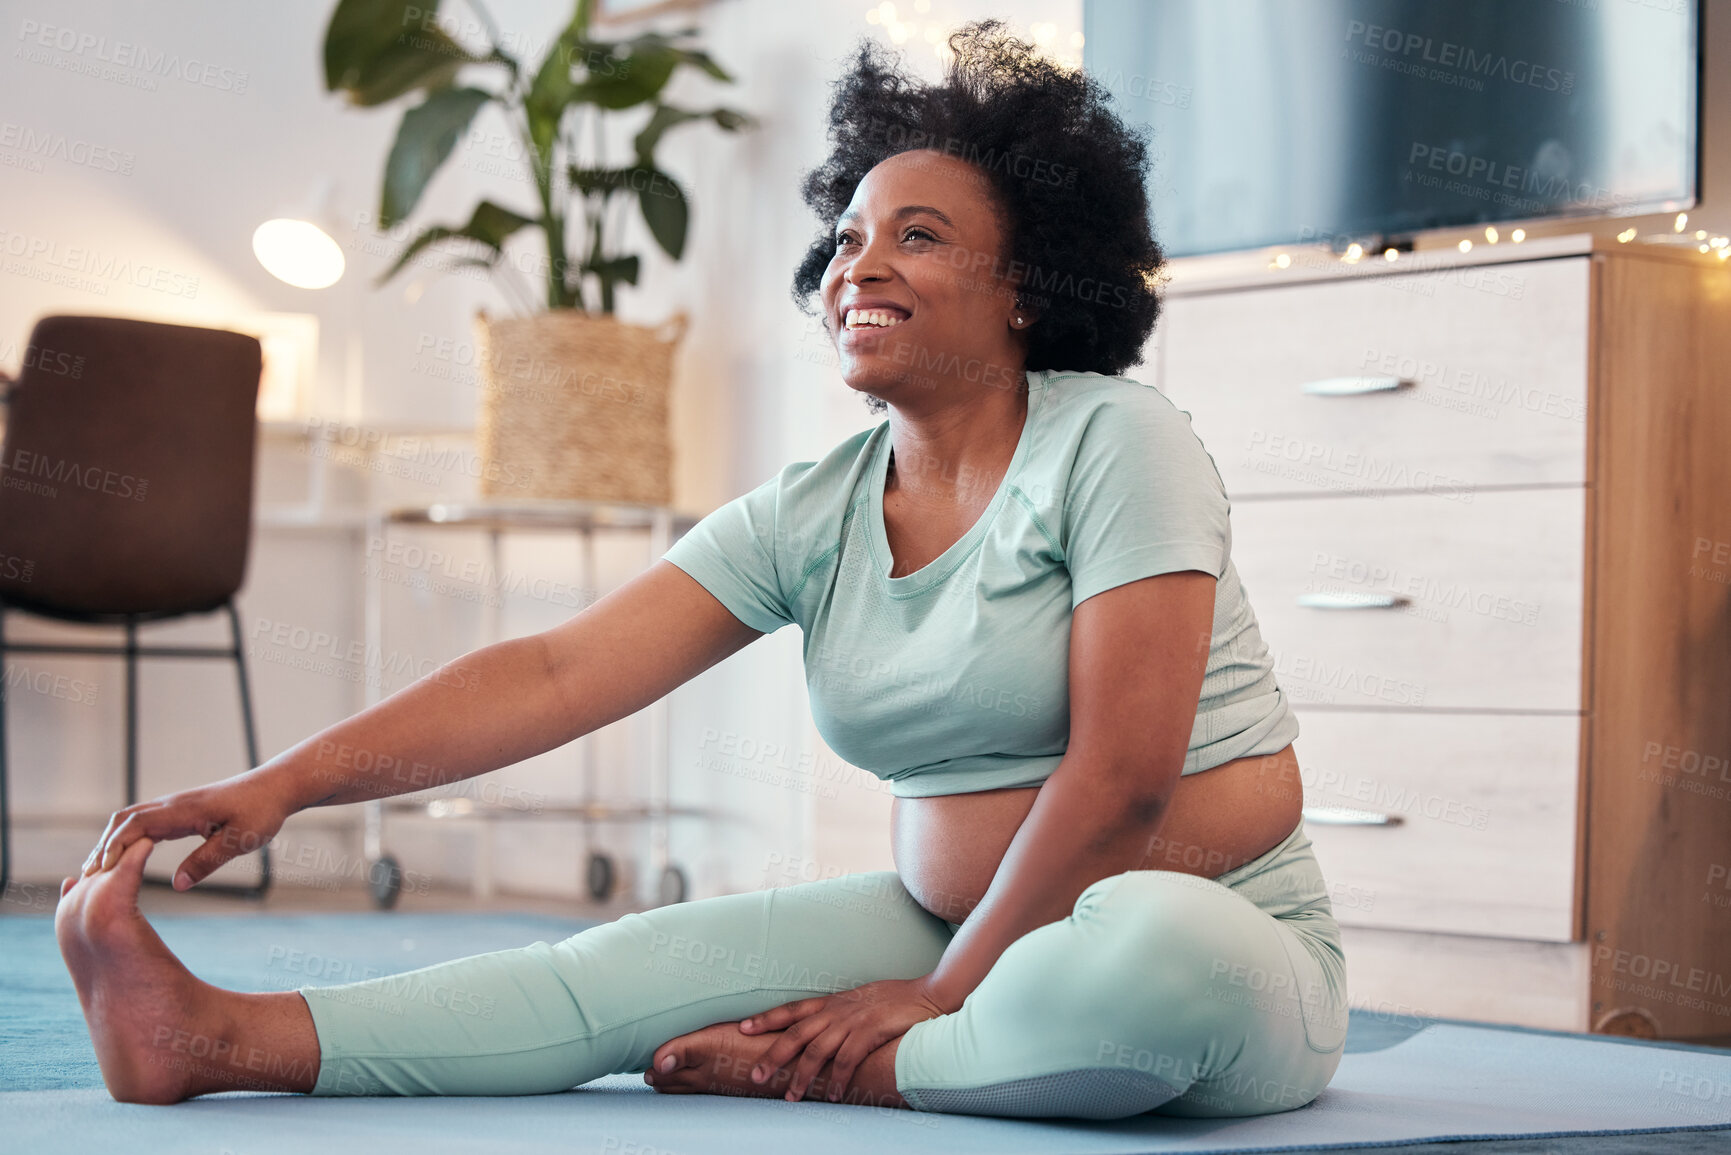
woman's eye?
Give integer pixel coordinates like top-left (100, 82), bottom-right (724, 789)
top-left (833, 227), bottom-right (936, 246)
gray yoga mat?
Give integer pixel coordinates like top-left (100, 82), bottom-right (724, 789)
top-left (5, 1022), bottom-right (1731, 1154)
top-left (4, 912), bottom-right (1729, 1152)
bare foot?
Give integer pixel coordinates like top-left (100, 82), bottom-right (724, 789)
top-left (645, 1019), bottom-right (800, 1100)
top-left (645, 1019), bottom-right (908, 1109)
top-left (55, 837), bottom-right (315, 1102)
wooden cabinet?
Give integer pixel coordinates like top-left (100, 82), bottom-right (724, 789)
top-left (1155, 235), bottom-right (1731, 1042)
top-left (1228, 489), bottom-right (1586, 712)
top-left (1163, 254), bottom-right (1591, 496)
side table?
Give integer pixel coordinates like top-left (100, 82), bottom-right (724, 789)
top-left (360, 499), bottom-right (710, 909)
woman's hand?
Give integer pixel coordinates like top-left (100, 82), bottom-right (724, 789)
top-left (738, 976), bottom-right (952, 1103)
top-left (81, 769), bottom-right (297, 890)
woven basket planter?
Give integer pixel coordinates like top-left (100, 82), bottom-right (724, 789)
top-left (474, 308), bottom-right (688, 504)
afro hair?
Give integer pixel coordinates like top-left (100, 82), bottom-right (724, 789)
top-left (791, 19), bottom-right (1166, 392)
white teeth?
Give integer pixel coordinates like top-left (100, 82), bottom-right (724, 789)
top-left (844, 308), bottom-right (907, 330)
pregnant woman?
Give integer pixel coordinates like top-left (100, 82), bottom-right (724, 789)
top-left (57, 22), bottom-right (1347, 1118)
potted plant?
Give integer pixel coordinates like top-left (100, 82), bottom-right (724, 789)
top-left (323, 0), bottom-right (753, 504)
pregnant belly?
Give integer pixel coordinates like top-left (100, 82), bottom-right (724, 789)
top-left (889, 744), bottom-right (1304, 926)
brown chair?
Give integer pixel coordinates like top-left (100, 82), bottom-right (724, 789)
top-left (0, 315), bottom-right (271, 897)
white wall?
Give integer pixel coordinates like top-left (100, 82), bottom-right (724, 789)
top-left (4, 0), bottom-right (1726, 903)
top-left (0, 0), bottom-right (1083, 903)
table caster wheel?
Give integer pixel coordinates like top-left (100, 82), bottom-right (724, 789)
top-left (586, 851), bottom-right (616, 901)
top-left (368, 854), bottom-right (403, 910)
top-left (658, 864), bottom-right (688, 906)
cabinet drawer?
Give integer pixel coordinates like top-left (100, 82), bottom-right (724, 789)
top-left (1293, 710), bottom-right (1581, 942)
top-left (1159, 257), bottom-right (1589, 497)
top-left (1230, 487), bottom-right (1585, 711)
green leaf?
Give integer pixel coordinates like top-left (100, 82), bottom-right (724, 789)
top-left (324, 0), bottom-right (425, 92)
top-left (382, 87), bottom-right (494, 227)
top-left (569, 162), bottom-right (692, 260)
top-left (632, 103), bottom-right (691, 160)
top-left (523, 1), bottom-right (608, 163)
top-left (376, 225), bottom-right (469, 286)
top-left (587, 254), bottom-right (641, 286)
top-left (340, 32), bottom-right (477, 106)
top-left (669, 46), bottom-right (733, 83)
top-left (619, 31), bottom-right (734, 83)
top-left (480, 44), bottom-right (520, 80)
top-left (464, 201), bottom-right (539, 247)
top-left (631, 103), bottom-right (753, 165)
top-left (375, 200), bottom-right (537, 285)
top-left (564, 37), bottom-right (741, 116)
top-left (571, 0), bottom-right (596, 41)
top-left (638, 171), bottom-right (688, 261)
top-left (524, 38), bottom-right (577, 166)
top-left (574, 42), bottom-right (680, 109)
top-left (568, 166), bottom-right (637, 198)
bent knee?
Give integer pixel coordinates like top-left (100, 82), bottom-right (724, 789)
top-left (1070, 872), bottom-right (1274, 997)
top-left (1077, 870), bottom-right (1241, 942)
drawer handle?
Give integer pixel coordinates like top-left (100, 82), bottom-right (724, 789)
top-left (1303, 805), bottom-right (1404, 826)
top-left (1296, 592), bottom-right (1411, 610)
top-left (1300, 375), bottom-right (1410, 396)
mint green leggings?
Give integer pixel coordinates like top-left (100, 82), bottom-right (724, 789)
top-left (298, 819), bottom-right (1348, 1119)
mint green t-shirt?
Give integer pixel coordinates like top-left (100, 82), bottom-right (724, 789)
top-left (661, 368), bottom-right (1299, 798)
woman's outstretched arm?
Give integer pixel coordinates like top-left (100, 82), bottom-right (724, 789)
top-left (81, 560), bottom-right (763, 888)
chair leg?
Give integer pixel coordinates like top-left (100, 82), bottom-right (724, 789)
top-left (129, 614), bottom-right (165, 896)
top-left (124, 616), bottom-right (138, 807)
top-left (227, 601), bottom-right (261, 768)
top-left (133, 604), bottom-right (271, 900)
top-left (0, 602), bottom-right (10, 898)
top-left (226, 601), bottom-right (270, 898)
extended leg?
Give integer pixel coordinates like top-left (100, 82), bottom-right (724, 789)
top-left (301, 865), bottom-right (962, 1101)
top-left (58, 843), bottom-right (954, 1102)
top-left (299, 865), bottom-right (954, 1097)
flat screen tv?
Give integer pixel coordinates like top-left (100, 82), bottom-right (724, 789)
top-left (1082, 0), bottom-right (1701, 257)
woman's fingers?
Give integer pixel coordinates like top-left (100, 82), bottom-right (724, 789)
top-left (751, 1012), bottom-right (831, 1086)
top-left (98, 802), bottom-right (212, 872)
top-left (173, 825), bottom-right (260, 890)
top-left (78, 777), bottom-right (289, 888)
top-left (825, 1026), bottom-right (891, 1101)
top-left (83, 806), bottom-right (142, 875)
top-left (740, 997), bottom-right (822, 1034)
top-left (99, 810), bottom-right (167, 872)
top-left (786, 1022), bottom-right (850, 1101)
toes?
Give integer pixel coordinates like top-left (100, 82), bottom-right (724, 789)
top-left (115, 836), bottom-right (155, 882)
top-left (645, 1052), bottom-right (693, 1095)
top-left (61, 877), bottom-right (75, 898)
top-left (77, 838), bottom-right (154, 930)
top-left (645, 1042), bottom-right (689, 1089)
top-left (96, 838), bottom-right (153, 898)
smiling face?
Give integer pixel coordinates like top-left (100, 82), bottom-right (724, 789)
top-left (819, 149), bottom-right (1031, 407)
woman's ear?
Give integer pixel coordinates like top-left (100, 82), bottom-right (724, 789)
top-left (1007, 286), bottom-right (1040, 330)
